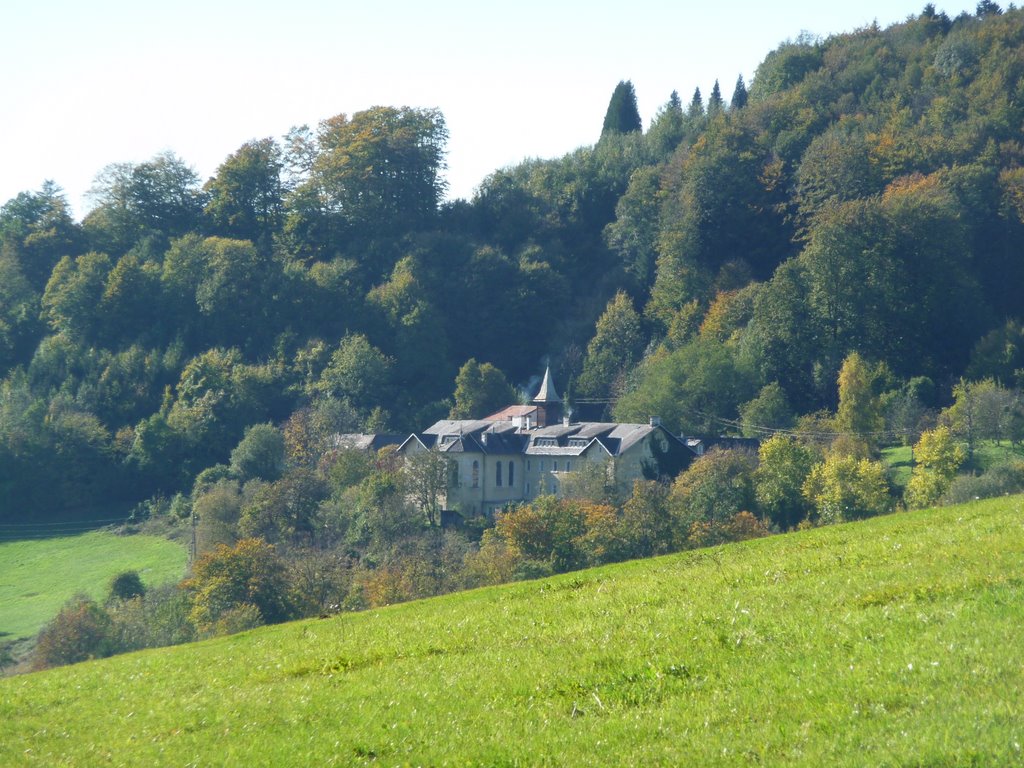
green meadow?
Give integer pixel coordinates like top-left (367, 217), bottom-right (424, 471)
top-left (2, 497), bottom-right (1022, 766)
top-left (0, 530), bottom-right (188, 643)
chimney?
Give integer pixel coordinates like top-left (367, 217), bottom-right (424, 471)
top-left (649, 416), bottom-right (662, 427)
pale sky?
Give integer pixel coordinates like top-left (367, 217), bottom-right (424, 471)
top-left (1, 0), bottom-right (975, 220)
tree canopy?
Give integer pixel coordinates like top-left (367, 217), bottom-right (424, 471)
top-left (601, 81), bottom-right (643, 137)
top-left (3, 6), bottom-right (1024, 524)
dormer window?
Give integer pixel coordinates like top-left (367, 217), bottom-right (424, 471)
top-left (441, 434), bottom-right (458, 445)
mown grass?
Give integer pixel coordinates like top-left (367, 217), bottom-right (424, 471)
top-left (969, 441), bottom-right (1024, 473)
top-left (881, 444), bottom-right (913, 492)
top-left (0, 531), bottom-right (188, 642)
top-left (2, 498), bottom-right (1022, 766)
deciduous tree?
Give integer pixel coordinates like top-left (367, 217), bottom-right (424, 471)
top-left (802, 454), bottom-right (892, 524)
top-left (183, 538), bottom-right (296, 634)
top-left (449, 359), bottom-right (517, 419)
top-left (906, 426), bottom-right (966, 508)
top-left (577, 291), bottom-right (645, 399)
top-left (754, 435), bottom-right (817, 529)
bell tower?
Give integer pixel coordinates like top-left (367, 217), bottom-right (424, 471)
top-left (532, 366), bottom-right (562, 428)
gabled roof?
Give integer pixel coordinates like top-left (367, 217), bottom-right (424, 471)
top-left (485, 404), bottom-right (538, 421)
top-left (332, 433), bottom-right (406, 451)
top-left (396, 417), bottom-right (699, 463)
top-left (398, 433), bottom-right (437, 452)
top-left (423, 419), bottom-right (493, 436)
top-left (410, 419), bottom-right (527, 455)
top-left (605, 423), bottom-right (659, 453)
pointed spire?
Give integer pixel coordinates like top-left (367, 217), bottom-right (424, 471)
top-left (533, 366), bottom-right (561, 403)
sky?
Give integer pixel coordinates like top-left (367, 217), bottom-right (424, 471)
top-left (1, 0), bottom-right (977, 220)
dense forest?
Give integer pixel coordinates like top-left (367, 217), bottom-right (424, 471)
top-left (3, 3), bottom-right (1024, 526)
top-left (15, 3), bottom-right (1024, 666)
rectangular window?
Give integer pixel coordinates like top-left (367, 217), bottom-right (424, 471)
top-left (566, 461), bottom-right (571, 471)
top-left (553, 461), bottom-right (558, 471)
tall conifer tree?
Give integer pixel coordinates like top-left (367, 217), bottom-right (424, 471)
top-left (688, 87), bottom-right (704, 118)
top-left (601, 80), bottom-right (643, 136)
top-left (708, 80), bottom-right (724, 117)
top-left (731, 75), bottom-right (749, 110)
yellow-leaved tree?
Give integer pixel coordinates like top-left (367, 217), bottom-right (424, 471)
top-left (905, 426), bottom-right (966, 509)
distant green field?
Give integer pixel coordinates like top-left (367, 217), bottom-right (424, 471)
top-left (0, 531), bottom-right (188, 642)
top-left (2, 497), bottom-right (1021, 766)
top-left (882, 440), bottom-right (1024, 494)
top-left (969, 441), bottom-right (1024, 472)
top-left (881, 444), bottom-right (913, 492)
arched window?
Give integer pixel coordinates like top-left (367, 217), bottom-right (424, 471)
top-left (472, 460), bottom-right (479, 488)
top-left (496, 461), bottom-right (503, 487)
top-left (508, 460), bottom-right (515, 486)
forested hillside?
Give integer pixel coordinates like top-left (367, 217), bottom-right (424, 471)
top-left (2, 3), bottom-right (1024, 523)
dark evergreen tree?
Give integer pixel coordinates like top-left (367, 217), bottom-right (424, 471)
top-left (976, 0), bottom-right (1002, 17)
top-left (646, 91), bottom-right (685, 157)
top-left (730, 75), bottom-right (749, 110)
top-left (601, 80), bottom-right (643, 137)
top-left (708, 80), bottom-right (725, 117)
top-left (688, 88), bottom-right (704, 118)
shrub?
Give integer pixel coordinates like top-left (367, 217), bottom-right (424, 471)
top-left (230, 423), bottom-right (286, 482)
top-left (183, 538), bottom-right (296, 635)
top-left (108, 570), bottom-right (146, 602)
top-left (108, 583), bottom-right (195, 651)
top-left (942, 461), bottom-right (1024, 505)
top-left (207, 603), bottom-right (264, 638)
top-left (33, 595), bottom-right (120, 670)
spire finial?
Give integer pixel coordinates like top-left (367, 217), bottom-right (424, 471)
top-left (533, 365), bottom-right (561, 403)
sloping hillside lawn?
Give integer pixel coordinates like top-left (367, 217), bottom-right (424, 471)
top-left (0, 530), bottom-right (188, 642)
top-left (1, 498), bottom-right (1022, 766)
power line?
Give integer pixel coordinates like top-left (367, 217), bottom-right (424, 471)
top-left (682, 405), bottom-right (919, 442)
top-left (0, 516), bottom-right (128, 528)
top-left (0, 517), bottom-right (133, 541)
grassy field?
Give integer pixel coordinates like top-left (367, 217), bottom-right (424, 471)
top-left (881, 444), bottom-right (913, 492)
top-left (882, 440), bottom-right (1024, 494)
top-left (0, 530), bottom-right (188, 643)
top-left (1, 498), bottom-right (1022, 766)
top-left (969, 440), bottom-right (1024, 472)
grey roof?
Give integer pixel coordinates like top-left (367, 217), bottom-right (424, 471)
top-left (333, 433), bottom-right (405, 451)
top-left (570, 422), bottom-right (619, 439)
top-left (530, 424), bottom-right (581, 439)
top-left (524, 444), bottom-right (591, 457)
top-left (397, 419), bottom-right (697, 463)
top-left (423, 419), bottom-right (492, 436)
top-left (605, 423), bottom-right (659, 453)
top-left (413, 419), bottom-right (527, 455)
